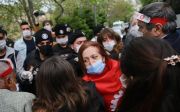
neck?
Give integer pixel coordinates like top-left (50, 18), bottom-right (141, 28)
top-left (24, 36), bottom-right (32, 40)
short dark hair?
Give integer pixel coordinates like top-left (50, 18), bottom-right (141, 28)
top-left (42, 20), bottom-right (53, 27)
top-left (139, 2), bottom-right (177, 33)
top-left (20, 21), bottom-right (29, 27)
top-left (93, 24), bottom-right (104, 36)
top-left (0, 28), bottom-right (7, 36)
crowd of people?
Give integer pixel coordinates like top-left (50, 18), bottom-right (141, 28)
top-left (0, 2), bottom-right (180, 112)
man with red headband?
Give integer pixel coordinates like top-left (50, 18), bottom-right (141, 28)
top-left (0, 59), bottom-right (35, 112)
top-left (135, 2), bottom-right (180, 53)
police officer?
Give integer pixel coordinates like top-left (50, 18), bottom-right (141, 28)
top-left (53, 24), bottom-right (84, 76)
top-left (53, 24), bottom-right (75, 59)
top-left (68, 30), bottom-right (87, 77)
top-left (19, 29), bottom-right (53, 94)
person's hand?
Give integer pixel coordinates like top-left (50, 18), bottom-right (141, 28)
top-left (21, 71), bottom-right (33, 82)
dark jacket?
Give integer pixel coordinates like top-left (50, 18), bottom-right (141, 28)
top-left (58, 81), bottom-right (105, 112)
top-left (19, 50), bottom-right (52, 94)
top-left (6, 38), bottom-right (14, 48)
top-left (53, 44), bottom-right (83, 77)
top-left (164, 31), bottom-right (180, 54)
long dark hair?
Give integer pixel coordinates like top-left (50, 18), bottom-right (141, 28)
top-left (33, 56), bottom-right (87, 112)
top-left (118, 37), bottom-right (180, 112)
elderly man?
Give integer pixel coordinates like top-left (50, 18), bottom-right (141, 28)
top-left (0, 59), bottom-right (35, 112)
top-left (135, 2), bottom-right (180, 53)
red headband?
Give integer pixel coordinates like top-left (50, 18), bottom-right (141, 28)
top-left (0, 61), bottom-right (13, 78)
top-left (150, 18), bottom-right (168, 25)
top-left (134, 12), bottom-right (168, 25)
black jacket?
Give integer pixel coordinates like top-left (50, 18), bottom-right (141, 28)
top-left (19, 50), bottom-right (52, 94)
top-left (58, 81), bottom-right (105, 112)
top-left (164, 31), bottom-right (180, 54)
top-left (53, 44), bottom-right (83, 77)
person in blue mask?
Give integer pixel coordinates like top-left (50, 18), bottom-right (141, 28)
top-left (78, 41), bottom-right (125, 112)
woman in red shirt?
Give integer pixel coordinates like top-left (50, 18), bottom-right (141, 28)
top-left (78, 41), bottom-right (125, 112)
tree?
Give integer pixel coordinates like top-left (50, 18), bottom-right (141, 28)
top-left (53, 0), bottom-right (107, 39)
top-left (140, 0), bottom-right (159, 6)
top-left (0, 0), bottom-right (43, 39)
top-left (107, 0), bottom-right (134, 25)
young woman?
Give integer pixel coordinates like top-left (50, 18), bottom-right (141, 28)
top-left (97, 28), bottom-right (124, 60)
top-left (118, 37), bottom-right (180, 112)
top-left (32, 56), bottom-right (104, 112)
top-left (78, 41), bottom-right (124, 112)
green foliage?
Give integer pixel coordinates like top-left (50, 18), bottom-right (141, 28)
top-left (140, 0), bottom-right (158, 6)
top-left (55, 6), bottom-right (106, 39)
top-left (107, 0), bottom-right (134, 25)
top-left (0, 0), bottom-right (135, 40)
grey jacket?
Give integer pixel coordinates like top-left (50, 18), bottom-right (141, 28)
top-left (14, 37), bottom-right (35, 78)
top-left (0, 89), bottom-right (35, 112)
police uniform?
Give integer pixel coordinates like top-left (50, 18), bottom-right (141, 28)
top-left (53, 24), bottom-right (83, 77)
top-left (6, 38), bottom-right (14, 48)
top-left (20, 50), bottom-right (43, 94)
top-left (19, 29), bottom-right (53, 94)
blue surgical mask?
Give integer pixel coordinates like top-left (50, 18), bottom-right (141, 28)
top-left (86, 59), bottom-right (105, 74)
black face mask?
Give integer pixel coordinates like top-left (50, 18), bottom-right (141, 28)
top-left (38, 45), bottom-right (52, 56)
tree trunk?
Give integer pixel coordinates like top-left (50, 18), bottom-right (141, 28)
top-left (27, 0), bottom-right (35, 25)
top-left (53, 0), bottom-right (65, 22)
top-left (19, 0), bottom-right (34, 27)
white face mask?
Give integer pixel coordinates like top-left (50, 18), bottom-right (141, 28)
top-left (56, 36), bottom-right (68, 45)
top-left (0, 39), bottom-right (6, 50)
top-left (74, 45), bottom-right (81, 53)
top-left (22, 30), bottom-right (31, 38)
top-left (44, 25), bottom-right (52, 32)
top-left (129, 25), bottom-right (143, 37)
top-left (103, 40), bottom-right (116, 52)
